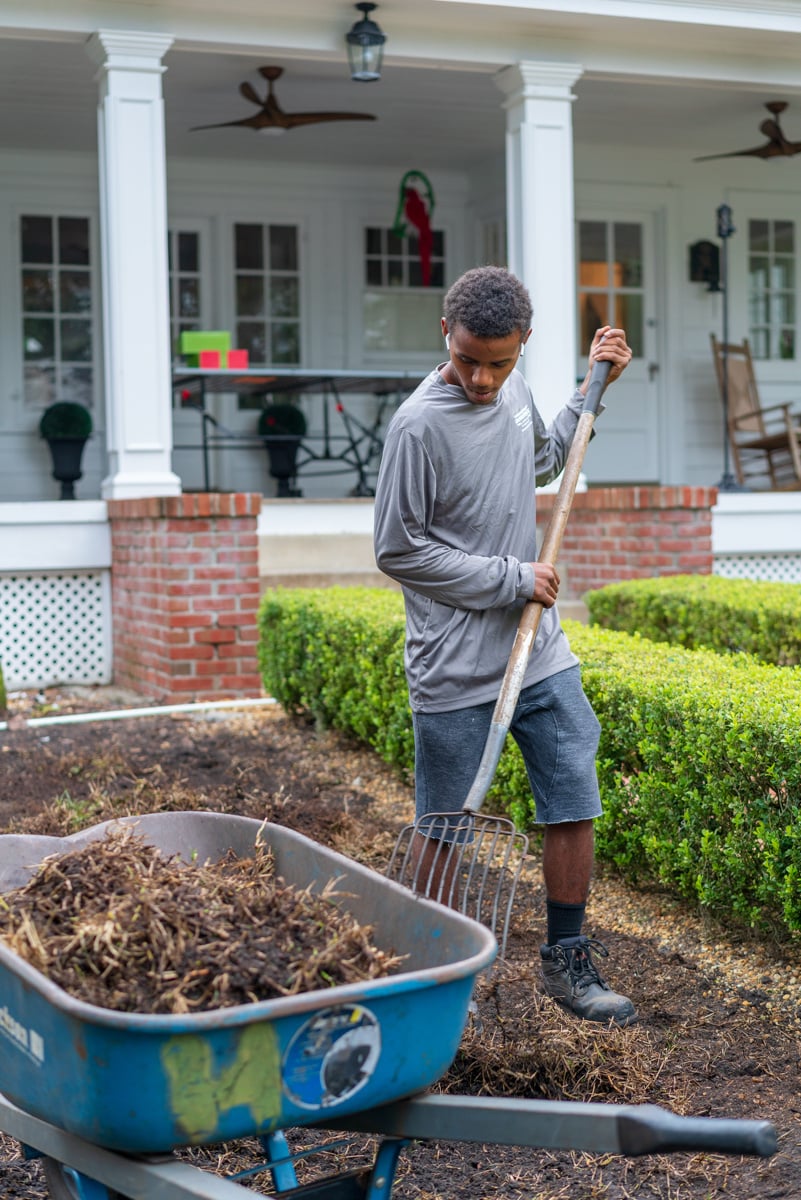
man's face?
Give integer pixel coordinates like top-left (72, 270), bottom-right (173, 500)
top-left (441, 320), bottom-right (529, 406)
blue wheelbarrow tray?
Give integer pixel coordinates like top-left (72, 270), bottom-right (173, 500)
top-left (0, 811), bottom-right (496, 1154)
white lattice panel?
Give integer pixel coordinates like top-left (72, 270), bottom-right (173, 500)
top-left (714, 554), bottom-right (801, 584)
top-left (0, 571), bottom-right (112, 690)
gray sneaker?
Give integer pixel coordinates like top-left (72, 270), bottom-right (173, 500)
top-left (540, 935), bottom-right (637, 1027)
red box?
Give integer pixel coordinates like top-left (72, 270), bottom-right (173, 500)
top-left (226, 349), bottom-right (250, 369)
top-left (198, 350), bottom-right (221, 368)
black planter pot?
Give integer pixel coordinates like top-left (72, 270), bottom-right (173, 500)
top-left (46, 436), bottom-right (88, 500)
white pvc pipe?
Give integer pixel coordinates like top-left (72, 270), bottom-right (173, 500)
top-left (0, 696), bottom-right (277, 732)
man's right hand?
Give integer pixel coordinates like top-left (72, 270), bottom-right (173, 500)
top-left (531, 562), bottom-right (560, 607)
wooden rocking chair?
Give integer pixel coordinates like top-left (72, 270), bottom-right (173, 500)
top-left (710, 334), bottom-right (801, 490)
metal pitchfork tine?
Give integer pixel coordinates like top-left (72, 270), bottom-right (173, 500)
top-left (387, 357), bottom-right (613, 958)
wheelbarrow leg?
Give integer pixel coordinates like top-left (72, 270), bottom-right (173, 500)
top-left (258, 1131), bottom-right (299, 1191)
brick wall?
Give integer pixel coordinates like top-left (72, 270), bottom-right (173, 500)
top-left (536, 486), bottom-right (717, 602)
top-left (107, 493), bottom-right (262, 702)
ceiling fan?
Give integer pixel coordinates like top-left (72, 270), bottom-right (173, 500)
top-left (190, 66), bottom-right (376, 134)
top-left (694, 101), bottom-right (801, 161)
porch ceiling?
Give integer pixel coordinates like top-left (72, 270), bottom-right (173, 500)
top-left (2, 29), bottom-right (801, 171)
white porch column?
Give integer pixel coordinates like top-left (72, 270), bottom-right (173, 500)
top-left (86, 30), bottom-right (181, 499)
top-left (495, 62), bottom-right (583, 423)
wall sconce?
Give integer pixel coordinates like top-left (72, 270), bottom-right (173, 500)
top-left (346, 3), bottom-right (386, 82)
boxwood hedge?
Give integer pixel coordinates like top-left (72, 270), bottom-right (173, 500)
top-left (258, 587), bottom-right (801, 939)
top-left (586, 574), bottom-right (801, 666)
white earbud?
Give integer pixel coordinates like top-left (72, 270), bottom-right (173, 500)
top-left (520, 342), bottom-right (525, 358)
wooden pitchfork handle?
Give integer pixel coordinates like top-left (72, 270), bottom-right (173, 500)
top-left (462, 358), bottom-right (612, 813)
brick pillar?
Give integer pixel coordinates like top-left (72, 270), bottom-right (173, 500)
top-left (536, 486), bottom-right (717, 603)
top-left (107, 493), bottom-right (262, 702)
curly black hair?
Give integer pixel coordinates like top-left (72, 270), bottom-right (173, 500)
top-left (443, 266), bottom-right (532, 339)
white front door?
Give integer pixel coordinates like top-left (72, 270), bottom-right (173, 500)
top-left (575, 212), bottom-right (662, 483)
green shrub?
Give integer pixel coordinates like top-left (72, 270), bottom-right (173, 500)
top-left (257, 588), bottom-right (801, 939)
top-left (586, 574), bottom-right (801, 666)
top-left (39, 401), bottom-right (93, 440)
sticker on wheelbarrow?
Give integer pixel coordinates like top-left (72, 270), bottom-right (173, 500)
top-left (282, 1004), bottom-right (381, 1109)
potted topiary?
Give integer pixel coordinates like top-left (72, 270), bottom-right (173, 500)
top-left (39, 402), bottom-right (93, 500)
top-left (258, 403), bottom-right (307, 497)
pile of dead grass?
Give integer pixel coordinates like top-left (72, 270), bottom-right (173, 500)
top-left (0, 825), bottom-right (403, 1014)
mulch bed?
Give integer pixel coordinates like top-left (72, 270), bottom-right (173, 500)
top-left (0, 687), bottom-right (800, 1199)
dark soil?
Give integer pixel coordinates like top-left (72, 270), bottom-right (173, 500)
top-left (1, 688), bottom-right (800, 1199)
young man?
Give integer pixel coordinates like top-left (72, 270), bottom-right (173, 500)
top-left (373, 266), bottom-right (635, 1025)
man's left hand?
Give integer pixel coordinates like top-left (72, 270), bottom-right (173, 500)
top-left (582, 326), bottom-right (632, 390)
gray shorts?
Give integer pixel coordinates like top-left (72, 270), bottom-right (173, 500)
top-left (412, 665), bottom-right (602, 826)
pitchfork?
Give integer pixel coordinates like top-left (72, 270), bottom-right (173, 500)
top-left (386, 359), bottom-right (612, 957)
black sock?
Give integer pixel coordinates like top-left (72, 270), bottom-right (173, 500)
top-left (546, 900), bottom-right (585, 946)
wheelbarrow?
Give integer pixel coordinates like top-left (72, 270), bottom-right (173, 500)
top-left (0, 811), bottom-right (777, 1200)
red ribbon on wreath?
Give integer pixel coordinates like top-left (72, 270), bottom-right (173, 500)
top-left (392, 170), bottom-right (436, 286)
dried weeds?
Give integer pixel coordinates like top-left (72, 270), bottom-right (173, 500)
top-left (0, 824), bottom-right (402, 1013)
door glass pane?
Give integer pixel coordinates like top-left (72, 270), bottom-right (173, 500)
top-left (269, 225), bottom-right (298, 271)
top-left (749, 220), bottom-right (770, 252)
top-left (237, 321), bottom-right (266, 362)
top-left (270, 322), bottom-right (300, 363)
top-left (614, 223), bottom-right (642, 287)
top-left (236, 276), bottom-right (265, 317)
top-left (179, 279), bottom-right (200, 318)
top-left (270, 277), bottom-right (299, 318)
top-left (178, 231), bottom-right (199, 273)
top-left (62, 366), bottom-right (93, 407)
top-left (779, 329), bottom-right (795, 358)
top-left (235, 224), bottom-right (263, 270)
top-left (22, 216), bottom-right (53, 264)
top-left (22, 270), bottom-right (53, 312)
top-left (61, 318), bottom-right (92, 362)
top-left (59, 218), bottom-right (90, 266)
top-left (579, 222), bottom-right (608, 287)
top-left (749, 257), bottom-right (769, 289)
top-left (60, 271), bottom-right (92, 313)
top-left (579, 294), bottom-right (608, 354)
top-left (771, 260), bottom-right (794, 289)
top-left (775, 221), bottom-right (794, 253)
top-left (24, 317), bottom-right (54, 359)
top-left (615, 294), bottom-right (643, 357)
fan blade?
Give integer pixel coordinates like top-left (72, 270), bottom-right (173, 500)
top-left (284, 111), bottom-right (376, 127)
top-left (239, 81), bottom-right (263, 107)
top-left (694, 142), bottom-right (779, 162)
top-left (190, 116), bottom-right (268, 132)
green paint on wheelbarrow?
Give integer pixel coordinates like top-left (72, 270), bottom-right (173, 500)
top-left (162, 1023), bottom-right (282, 1142)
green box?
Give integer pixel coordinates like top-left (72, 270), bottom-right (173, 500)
top-left (179, 330), bottom-right (231, 356)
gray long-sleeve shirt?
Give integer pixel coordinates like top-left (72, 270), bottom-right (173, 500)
top-left (373, 365), bottom-right (586, 713)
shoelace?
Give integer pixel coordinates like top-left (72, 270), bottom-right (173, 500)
top-left (556, 938), bottom-right (610, 993)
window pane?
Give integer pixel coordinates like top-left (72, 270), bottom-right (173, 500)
top-left (61, 318), bottom-right (92, 362)
top-left (615, 294), bottom-right (643, 357)
top-left (779, 329), bottom-right (795, 358)
top-left (432, 231), bottom-right (445, 256)
top-left (775, 221), bottom-right (794, 253)
top-left (579, 222), bottom-right (607, 287)
top-left (237, 321), bottom-right (266, 362)
top-left (749, 256), bottom-right (769, 289)
top-left (270, 322), bottom-right (300, 363)
top-left (770, 294), bottom-right (795, 324)
top-left (579, 294), bottom-right (607, 353)
top-left (236, 275), bottom-right (265, 317)
top-left (269, 225), bottom-right (297, 271)
top-left (22, 269), bottom-right (53, 313)
top-left (235, 224), bottom-right (263, 270)
top-left (430, 262), bottom-right (445, 288)
top-left (387, 231), bottom-right (404, 256)
top-left (59, 217), bottom-right (90, 265)
top-left (387, 259), bottom-right (403, 286)
top-left (750, 328), bottom-right (769, 359)
top-left (21, 216), bottom-right (53, 264)
top-left (24, 364), bottom-right (55, 406)
top-left (60, 271), bottom-right (92, 314)
top-left (24, 317), bottom-right (54, 359)
top-left (270, 277), bottom-right (299, 318)
top-left (366, 259), bottom-right (382, 286)
top-left (365, 228), bottom-right (382, 255)
top-left (749, 220), bottom-right (770, 252)
top-left (615, 223), bottom-right (642, 287)
top-left (178, 231), bottom-right (199, 272)
top-left (749, 293), bottom-right (768, 324)
top-left (61, 366), bottom-right (93, 407)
